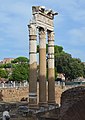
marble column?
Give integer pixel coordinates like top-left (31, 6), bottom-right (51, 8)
top-left (28, 23), bottom-right (37, 107)
top-left (48, 31), bottom-right (55, 105)
top-left (39, 27), bottom-right (47, 106)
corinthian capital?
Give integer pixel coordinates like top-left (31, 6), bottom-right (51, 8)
top-left (48, 31), bottom-right (54, 41)
top-left (29, 23), bottom-right (37, 35)
top-left (39, 28), bottom-right (46, 40)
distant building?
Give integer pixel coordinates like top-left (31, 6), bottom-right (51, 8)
top-left (2, 58), bottom-right (14, 64)
top-left (56, 73), bottom-right (65, 87)
top-left (57, 73), bottom-right (65, 81)
top-left (0, 60), bottom-right (3, 64)
top-left (0, 78), bottom-right (6, 83)
top-left (83, 62), bottom-right (85, 65)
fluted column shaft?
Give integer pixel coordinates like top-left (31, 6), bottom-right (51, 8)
top-left (48, 31), bottom-right (55, 105)
top-left (39, 28), bottom-right (47, 106)
top-left (29, 23), bottom-right (37, 106)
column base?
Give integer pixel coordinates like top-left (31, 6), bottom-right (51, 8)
top-left (48, 101), bottom-right (59, 109)
top-left (39, 102), bottom-right (48, 107)
top-left (48, 100), bottom-right (56, 105)
top-left (28, 104), bottom-right (38, 109)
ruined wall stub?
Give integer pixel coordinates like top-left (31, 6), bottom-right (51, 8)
top-left (28, 6), bottom-right (58, 107)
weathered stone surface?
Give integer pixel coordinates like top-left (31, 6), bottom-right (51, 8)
top-left (0, 87), bottom-right (28, 102)
top-left (48, 31), bottom-right (55, 105)
top-left (59, 98), bottom-right (85, 120)
top-left (28, 6), bottom-right (58, 107)
top-left (29, 23), bottom-right (37, 106)
top-left (32, 6), bottom-right (58, 31)
top-left (59, 86), bottom-right (85, 120)
top-left (0, 85), bottom-right (64, 104)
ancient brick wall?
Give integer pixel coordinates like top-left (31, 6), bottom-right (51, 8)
top-left (0, 85), bottom-right (64, 104)
top-left (0, 87), bottom-right (29, 102)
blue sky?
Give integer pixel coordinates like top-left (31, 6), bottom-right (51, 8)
top-left (0, 0), bottom-right (85, 62)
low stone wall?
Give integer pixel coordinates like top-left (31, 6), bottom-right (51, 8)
top-left (0, 85), bottom-right (65, 104)
top-left (0, 87), bottom-right (29, 102)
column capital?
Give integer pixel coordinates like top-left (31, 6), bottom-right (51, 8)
top-left (29, 23), bottom-right (37, 35)
top-left (48, 31), bottom-right (54, 41)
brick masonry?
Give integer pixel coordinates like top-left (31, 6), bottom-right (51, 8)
top-left (0, 87), bottom-right (29, 102)
top-left (0, 85), bottom-right (65, 104)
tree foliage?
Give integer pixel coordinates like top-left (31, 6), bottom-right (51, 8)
top-left (11, 56), bottom-right (29, 63)
top-left (0, 45), bottom-right (85, 81)
top-left (55, 52), bottom-right (84, 80)
top-left (10, 63), bottom-right (29, 81)
top-left (69, 58), bottom-right (84, 80)
top-left (0, 69), bottom-right (8, 78)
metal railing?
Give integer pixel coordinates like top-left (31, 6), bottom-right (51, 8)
top-left (0, 81), bottom-right (29, 88)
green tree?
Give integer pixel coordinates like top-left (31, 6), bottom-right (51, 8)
top-left (55, 52), bottom-right (84, 80)
top-left (11, 63), bottom-right (29, 81)
top-left (11, 56), bottom-right (29, 64)
top-left (55, 52), bottom-right (72, 79)
top-left (3, 63), bottom-right (12, 68)
top-left (69, 58), bottom-right (84, 80)
top-left (0, 69), bottom-right (8, 78)
top-left (54, 45), bottom-right (63, 55)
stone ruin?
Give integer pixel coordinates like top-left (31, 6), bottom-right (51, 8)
top-left (59, 86), bottom-right (85, 120)
top-left (28, 6), bottom-right (85, 120)
top-left (40, 86), bottom-right (85, 120)
top-left (28, 6), bottom-right (58, 107)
